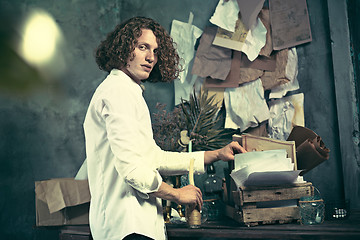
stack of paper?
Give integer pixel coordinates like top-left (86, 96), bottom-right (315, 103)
top-left (230, 149), bottom-right (303, 188)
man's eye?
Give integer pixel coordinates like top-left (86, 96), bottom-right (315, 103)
top-left (138, 45), bottom-right (146, 50)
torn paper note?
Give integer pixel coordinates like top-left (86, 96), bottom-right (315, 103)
top-left (268, 99), bottom-right (295, 141)
top-left (204, 51), bottom-right (263, 88)
top-left (213, 17), bottom-right (266, 61)
top-left (269, 47), bottom-right (299, 98)
top-left (268, 93), bottom-right (305, 141)
top-left (170, 14), bottom-right (203, 84)
top-left (241, 17), bottom-right (267, 61)
top-left (213, 18), bottom-right (248, 52)
top-left (191, 27), bottom-right (232, 80)
top-left (203, 50), bottom-right (243, 88)
top-left (260, 49), bottom-right (290, 90)
top-left (238, 67), bottom-right (264, 85)
top-left (210, 0), bottom-right (240, 32)
top-left (237, 0), bottom-right (265, 30)
top-left (240, 53), bottom-right (276, 71)
top-left (171, 13), bottom-right (203, 105)
top-left (269, 0), bottom-right (312, 50)
top-left (233, 51), bottom-right (264, 86)
top-left (224, 78), bottom-right (270, 131)
top-left (258, 8), bottom-right (273, 56)
top-left (203, 87), bottom-right (224, 109)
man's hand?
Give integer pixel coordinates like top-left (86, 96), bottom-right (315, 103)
top-left (218, 141), bottom-right (247, 162)
top-left (174, 185), bottom-right (203, 210)
top-left (151, 182), bottom-right (203, 210)
top-left (204, 141), bottom-right (247, 165)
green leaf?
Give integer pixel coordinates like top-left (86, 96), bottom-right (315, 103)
top-left (179, 89), bottom-right (237, 151)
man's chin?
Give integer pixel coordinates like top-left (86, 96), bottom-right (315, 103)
top-left (140, 73), bottom-right (150, 80)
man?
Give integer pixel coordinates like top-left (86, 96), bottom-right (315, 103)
top-left (84, 16), bottom-right (246, 240)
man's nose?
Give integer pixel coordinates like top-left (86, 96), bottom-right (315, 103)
top-left (146, 51), bottom-right (156, 63)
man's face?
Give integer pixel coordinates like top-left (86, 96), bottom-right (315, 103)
top-left (122, 29), bottom-right (158, 84)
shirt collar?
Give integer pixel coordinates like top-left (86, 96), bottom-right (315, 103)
top-left (110, 69), bottom-right (144, 92)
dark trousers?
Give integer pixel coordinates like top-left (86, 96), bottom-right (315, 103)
top-left (123, 233), bottom-right (154, 240)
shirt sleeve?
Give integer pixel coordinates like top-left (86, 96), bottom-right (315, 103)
top-left (96, 79), bottom-right (205, 199)
top-left (149, 147), bottom-right (206, 176)
top-left (98, 85), bottom-right (162, 199)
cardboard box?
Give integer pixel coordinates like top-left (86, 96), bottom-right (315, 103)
top-left (35, 178), bottom-right (90, 226)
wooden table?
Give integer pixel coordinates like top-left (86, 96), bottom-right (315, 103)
top-left (59, 213), bottom-right (360, 240)
top-left (166, 217), bottom-right (360, 239)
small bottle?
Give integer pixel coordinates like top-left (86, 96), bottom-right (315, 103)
top-left (204, 164), bottom-right (223, 194)
top-left (203, 164), bottom-right (223, 221)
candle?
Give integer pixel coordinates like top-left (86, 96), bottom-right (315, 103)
top-left (187, 157), bottom-right (201, 228)
top-left (188, 140), bottom-right (192, 153)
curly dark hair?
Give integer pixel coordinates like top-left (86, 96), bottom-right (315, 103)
top-left (95, 16), bottom-right (181, 82)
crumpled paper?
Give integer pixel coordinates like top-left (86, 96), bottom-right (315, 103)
top-left (170, 15), bottom-right (203, 84)
top-left (269, 47), bottom-right (300, 98)
top-left (224, 78), bottom-right (270, 131)
top-left (210, 0), bottom-right (239, 32)
top-left (267, 93), bottom-right (305, 141)
top-left (171, 13), bottom-right (203, 105)
top-left (241, 17), bottom-right (267, 61)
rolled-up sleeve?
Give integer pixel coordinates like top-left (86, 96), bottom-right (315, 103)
top-left (151, 148), bottom-right (206, 176)
top-left (125, 168), bottom-right (163, 199)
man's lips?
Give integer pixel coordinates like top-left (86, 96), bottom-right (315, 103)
top-left (141, 64), bottom-right (152, 72)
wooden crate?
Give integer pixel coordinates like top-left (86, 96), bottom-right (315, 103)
top-left (226, 182), bottom-right (314, 226)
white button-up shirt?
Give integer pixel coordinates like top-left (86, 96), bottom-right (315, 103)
top-left (84, 69), bottom-right (205, 240)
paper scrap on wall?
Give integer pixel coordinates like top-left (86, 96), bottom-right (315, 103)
top-left (210, 0), bottom-right (240, 32)
top-left (260, 49), bottom-right (289, 90)
top-left (170, 13), bottom-right (203, 105)
top-left (269, 0), bottom-right (312, 50)
top-left (267, 93), bottom-right (305, 141)
top-left (240, 17), bottom-right (267, 61)
top-left (191, 27), bottom-right (232, 80)
top-left (237, 0), bottom-right (266, 30)
top-left (269, 47), bottom-right (299, 98)
top-left (213, 16), bottom-right (266, 61)
top-left (224, 78), bottom-right (270, 131)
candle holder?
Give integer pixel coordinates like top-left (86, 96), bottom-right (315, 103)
top-left (186, 205), bottom-right (201, 228)
top-left (164, 206), bottom-right (171, 223)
